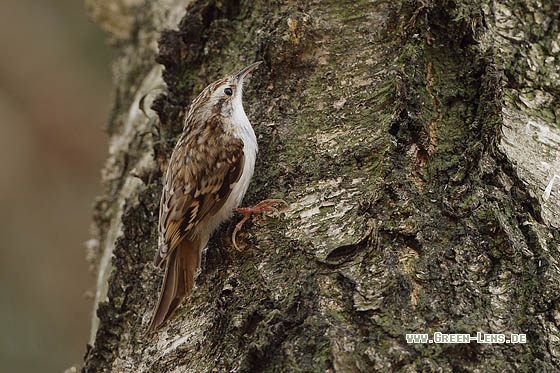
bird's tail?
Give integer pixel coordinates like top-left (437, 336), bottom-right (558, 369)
top-left (147, 237), bottom-right (201, 332)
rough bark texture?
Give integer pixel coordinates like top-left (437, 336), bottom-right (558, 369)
top-left (485, 0), bottom-right (560, 227)
top-left (82, 0), bottom-right (560, 371)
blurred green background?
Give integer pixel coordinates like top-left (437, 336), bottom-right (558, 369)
top-left (0, 0), bottom-right (113, 371)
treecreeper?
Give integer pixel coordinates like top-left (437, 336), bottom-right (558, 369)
top-left (148, 61), bottom-right (283, 331)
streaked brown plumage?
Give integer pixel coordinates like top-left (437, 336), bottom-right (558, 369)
top-left (147, 62), bottom-right (262, 331)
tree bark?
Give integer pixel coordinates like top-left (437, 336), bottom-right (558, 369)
top-left (82, 0), bottom-right (560, 371)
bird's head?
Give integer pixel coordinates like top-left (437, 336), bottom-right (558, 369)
top-left (188, 61), bottom-right (263, 122)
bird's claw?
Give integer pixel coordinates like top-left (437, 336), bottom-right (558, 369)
top-left (232, 199), bottom-right (287, 250)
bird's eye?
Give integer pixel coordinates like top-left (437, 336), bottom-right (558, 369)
top-left (224, 87), bottom-right (233, 96)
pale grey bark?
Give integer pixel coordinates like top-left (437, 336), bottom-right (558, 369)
top-left (84, 0), bottom-right (190, 346)
top-left (82, 0), bottom-right (560, 372)
top-left (483, 0), bottom-right (560, 227)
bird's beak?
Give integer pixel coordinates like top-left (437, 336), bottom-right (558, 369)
top-left (235, 61), bottom-right (263, 83)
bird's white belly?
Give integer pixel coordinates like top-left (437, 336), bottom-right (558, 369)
top-left (200, 114), bottom-right (257, 239)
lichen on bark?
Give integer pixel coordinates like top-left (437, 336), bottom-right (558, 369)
top-left (83, 0), bottom-right (560, 372)
top-left (482, 0), bottom-right (560, 227)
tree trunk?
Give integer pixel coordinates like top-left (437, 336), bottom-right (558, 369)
top-left (82, 0), bottom-right (560, 371)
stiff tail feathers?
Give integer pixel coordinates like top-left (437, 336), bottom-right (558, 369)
top-left (147, 237), bottom-right (200, 332)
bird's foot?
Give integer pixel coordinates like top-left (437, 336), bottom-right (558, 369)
top-left (232, 199), bottom-right (287, 250)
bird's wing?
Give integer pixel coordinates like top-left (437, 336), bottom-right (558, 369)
top-left (154, 124), bottom-right (245, 266)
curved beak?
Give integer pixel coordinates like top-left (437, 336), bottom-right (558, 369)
top-left (235, 61), bottom-right (263, 82)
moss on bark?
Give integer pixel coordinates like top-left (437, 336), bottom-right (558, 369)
top-left (84, 0), bottom-right (560, 371)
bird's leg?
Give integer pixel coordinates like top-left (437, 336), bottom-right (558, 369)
top-left (232, 199), bottom-right (287, 250)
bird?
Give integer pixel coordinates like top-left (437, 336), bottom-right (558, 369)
top-left (147, 61), bottom-right (274, 331)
